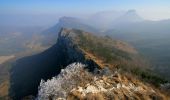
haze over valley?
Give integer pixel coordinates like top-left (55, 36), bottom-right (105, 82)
top-left (0, 0), bottom-right (170, 99)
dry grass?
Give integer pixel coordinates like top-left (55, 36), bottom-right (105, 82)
top-left (85, 93), bottom-right (105, 100)
top-left (0, 80), bottom-right (9, 97)
top-left (67, 92), bottom-right (105, 100)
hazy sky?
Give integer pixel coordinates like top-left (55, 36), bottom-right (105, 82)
top-left (1, 0), bottom-right (170, 26)
top-left (1, 0), bottom-right (170, 19)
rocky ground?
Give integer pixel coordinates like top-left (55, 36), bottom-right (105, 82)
top-left (37, 63), bottom-right (169, 100)
top-left (68, 71), bottom-right (168, 100)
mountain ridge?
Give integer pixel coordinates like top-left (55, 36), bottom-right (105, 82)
top-left (10, 28), bottom-right (127, 98)
top-left (10, 28), bottom-right (169, 99)
top-left (9, 28), bottom-right (103, 99)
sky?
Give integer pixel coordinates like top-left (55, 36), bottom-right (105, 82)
top-left (1, 0), bottom-right (170, 26)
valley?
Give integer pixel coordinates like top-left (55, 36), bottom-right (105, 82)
top-left (0, 26), bottom-right (48, 99)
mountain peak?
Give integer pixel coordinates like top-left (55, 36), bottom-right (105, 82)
top-left (58, 28), bottom-right (76, 38)
top-left (112, 9), bottom-right (143, 24)
top-left (59, 16), bottom-right (79, 23)
top-left (126, 9), bottom-right (137, 14)
top-left (124, 10), bottom-right (143, 21)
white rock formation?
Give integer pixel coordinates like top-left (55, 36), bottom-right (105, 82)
top-left (37, 62), bottom-right (86, 100)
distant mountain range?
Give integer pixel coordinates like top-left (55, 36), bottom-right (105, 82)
top-left (40, 10), bottom-right (170, 45)
top-left (41, 17), bottom-right (99, 46)
top-left (38, 10), bottom-right (170, 81)
top-left (87, 10), bottom-right (144, 30)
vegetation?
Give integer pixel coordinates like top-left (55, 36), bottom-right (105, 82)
top-left (135, 38), bottom-right (170, 81)
top-left (74, 30), bottom-right (132, 65)
top-left (72, 29), bottom-right (169, 87)
top-left (120, 65), bottom-right (169, 87)
top-left (131, 68), bottom-right (168, 87)
top-left (0, 58), bottom-right (15, 99)
top-left (108, 31), bottom-right (170, 81)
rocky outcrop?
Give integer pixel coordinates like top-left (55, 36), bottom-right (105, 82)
top-left (69, 74), bottom-right (167, 100)
top-left (37, 63), bottom-right (87, 100)
top-left (37, 62), bottom-right (169, 100)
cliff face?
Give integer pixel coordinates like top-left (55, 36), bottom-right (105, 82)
top-left (10, 29), bottom-right (77, 99)
top-left (9, 28), bottom-right (98, 99)
top-left (10, 28), bottom-right (169, 99)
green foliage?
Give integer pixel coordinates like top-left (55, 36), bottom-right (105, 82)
top-left (131, 68), bottom-right (168, 87)
top-left (76, 32), bottom-right (131, 64)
